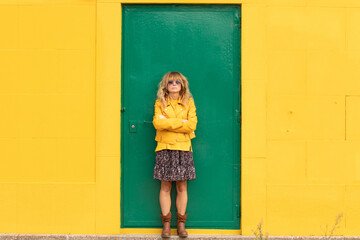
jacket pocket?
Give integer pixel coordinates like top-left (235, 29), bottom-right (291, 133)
top-left (176, 133), bottom-right (190, 142)
top-left (160, 131), bottom-right (177, 144)
top-left (155, 134), bottom-right (162, 141)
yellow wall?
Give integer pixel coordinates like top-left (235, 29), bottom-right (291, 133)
top-left (0, 0), bottom-right (98, 234)
top-left (1, 0), bottom-right (360, 236)
top-left (241, 0), bottom-right (360, 236)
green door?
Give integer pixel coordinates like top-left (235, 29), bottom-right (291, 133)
top-left (121, 4), bottom-right (241, 229)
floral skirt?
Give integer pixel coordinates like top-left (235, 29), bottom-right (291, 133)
top-left (153, 149), bottom-right (196, 181)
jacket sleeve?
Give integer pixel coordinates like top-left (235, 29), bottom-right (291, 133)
top-left (171, 98), bottom-right (197, 133)
top-left (152, 100), bottom-right (183, 131)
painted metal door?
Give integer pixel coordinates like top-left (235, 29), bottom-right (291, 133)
top-left (121, 4), bottom-right (241, 229)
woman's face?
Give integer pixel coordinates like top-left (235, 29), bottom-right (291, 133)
top-left (167, 79), bottom-right (182, 94)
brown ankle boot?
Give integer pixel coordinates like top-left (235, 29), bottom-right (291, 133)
top-left (177, 212), bottom-right (188, 238)
top-left (160, 211), bottom-right (171, 238)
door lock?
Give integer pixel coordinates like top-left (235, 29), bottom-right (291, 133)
top-left (129, 121), bottom-right (136, 133)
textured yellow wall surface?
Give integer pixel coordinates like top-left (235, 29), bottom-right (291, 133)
top-left (241, 0), bottom-right (360, 236)
top-left (1, 0), bottom-right (360, 236)
top-left (0, 0), bottom-right (98, 234)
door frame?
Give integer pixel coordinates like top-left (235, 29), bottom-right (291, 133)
top-left (120, 2), bottom-right (242, 233)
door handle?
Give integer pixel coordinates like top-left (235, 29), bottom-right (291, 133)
top-left (144, 120), bottom-right (154, 129)
top-left (129, 120), bottom-right (153, 132)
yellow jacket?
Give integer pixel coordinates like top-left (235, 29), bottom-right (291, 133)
top-left (153, 97), bottom-right (197, 152)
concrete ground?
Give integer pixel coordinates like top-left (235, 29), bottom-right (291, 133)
top-left (0, 234), bottom-right (356, 240)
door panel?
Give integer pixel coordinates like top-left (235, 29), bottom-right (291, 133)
top-left (121, 4), bottom-right (241, 229)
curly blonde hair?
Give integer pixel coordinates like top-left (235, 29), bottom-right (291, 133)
top-left (156, 71), bottom-right (192, 108)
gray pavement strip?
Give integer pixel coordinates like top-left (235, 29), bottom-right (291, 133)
top-left (0, 234), bottom-right (358, 240)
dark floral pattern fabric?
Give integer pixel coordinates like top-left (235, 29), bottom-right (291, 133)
top-left (153, 149), bottom-right (196, 181)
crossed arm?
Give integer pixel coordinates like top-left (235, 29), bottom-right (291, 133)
top-left (152, 98), bottom-right (197, 133)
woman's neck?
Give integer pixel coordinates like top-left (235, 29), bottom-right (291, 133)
top-left (169, 93), bottom-right (179, 100)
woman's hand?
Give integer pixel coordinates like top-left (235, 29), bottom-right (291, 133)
top-left (158, 114), bottom-right (166, 119)
top-left (182, 119), bottom-right (188, 122)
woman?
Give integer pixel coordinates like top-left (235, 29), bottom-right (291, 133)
top-left (152, 71), bottom-right (197, 238)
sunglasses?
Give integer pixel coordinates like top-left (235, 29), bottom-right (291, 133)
top-left (168, 80), bottom-right (182, 85)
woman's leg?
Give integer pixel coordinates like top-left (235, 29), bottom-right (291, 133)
top-left (175, 180), bottom-right (188, 214)
top-left (160, 181), bottom-right (172, 215)
top-left (176, 180), bottom-right (189, 237)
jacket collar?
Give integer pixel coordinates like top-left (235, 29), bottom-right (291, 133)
top-left (166, 96), bottom-right (183, 106)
